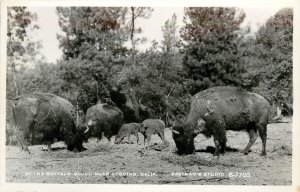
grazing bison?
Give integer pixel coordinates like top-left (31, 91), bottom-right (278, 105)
top-left (12, 93), bottom-right (88, 153)
top-left (171, 86), bottom-right (270, 156)
top-left (114, 123), bottom-right (141, 144)
top-left (140, 119), bottom-right (166, 146)
top-left (83, 103), bottom-right (123, 142)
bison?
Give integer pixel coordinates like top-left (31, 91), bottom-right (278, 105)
top-left (11, 93), bottom-right (88, 153)
top-left (171, 86), bottom-right (270, 156)
top-left (140, 119), bottom-right (166, 146)
top-left (114, 123), bottom-right (141, 144)
top-left (82, 103), bottom-right (123, 142)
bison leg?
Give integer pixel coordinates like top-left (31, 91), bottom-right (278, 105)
top-left (45, 141), bottom-right (52, 151)
top-left (257, 124), bottom-right (267, 156)
top-left (143, 133), bottom-right (147, 146)
top-left (15, 128), bottom-right (31, 154)
top-left (42, 129), bottom-right (55, 151)
top-left (16, 136), bottom-right (30, 154)
top-left (127, 134), bottom-right (131, 144)
top-left (146, 135), bottom-right (152, 146)
top-left (220, 142), bottom-right (226, 154)
top-left (213, 138), bottom-right (221, 157)
top-left (105, 134), bottom-right (112, 142)
top-left (242, 129), bottom-right (258, 155)
top-left (212, 121), bottom-right (227, 156)
top-left (158, 131), bottom-right (166, 143)
top-left (134, 131), bottom-right (139, 144)
top-left (143, 135), bottom-right (151, 149)
top-left (96, 132), bottom-right (103, 142)
top-left (104, 126), bottom-right (113, 142)
top-left (48, 144), bottom-right (51, 151)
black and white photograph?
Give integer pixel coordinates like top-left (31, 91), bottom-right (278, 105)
top-left (1, 0), bottom-right (299, 191)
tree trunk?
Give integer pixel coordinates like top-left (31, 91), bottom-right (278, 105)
top-left (127, 7), bottom-right (140, 121)
top-left (130, 7), bottom-right (136, 66)
top-left (12, 62), bottom-right (19, 97)
top-left (127, 83), bottom-right (140, 121)
top-left (8, 39), bottom-right (19, 98)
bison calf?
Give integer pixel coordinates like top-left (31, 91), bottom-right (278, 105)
top-left (140, 119), bottom-right (166, 147)
top-left (171, 86), bottom-right (270, 156)
top-left (114, 123), bottom-right (141, 144)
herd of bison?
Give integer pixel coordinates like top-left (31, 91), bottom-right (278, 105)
top-left (5, 86), bottom-right (292, 184)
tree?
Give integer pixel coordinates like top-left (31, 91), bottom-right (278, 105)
top-left (124, 38), bottom-right (188, 122)
top-left (7, 7), bottom-right (41, 98)
top-left (57, 7), bottom-right (128, 60)
top-left (243, 8), bottom-right (293, 107)
top-left (161, 14), bottom-right (178, 52)
top-left (180, 7), bottom-right (246, 95)
top-left (56, 7), bottom-right (158, 122)
top-left (56, 7), bottom-right (128, 112)
top-left (119, 7), bottom-right (153, 121)
top-left (17, 61), bottom-right (62, 95)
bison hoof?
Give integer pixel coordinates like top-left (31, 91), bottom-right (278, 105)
top-left (213, 152), bottom-right (220, 156)
top-left (260, 152), bottom-right (267, 156)
top-left (25, 148), bottom-right (31, 154)
top-left (242, 149), bottom-right (252, 155)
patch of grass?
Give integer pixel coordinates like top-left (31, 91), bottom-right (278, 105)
top-left (91, 144), bottom-right (113, 153)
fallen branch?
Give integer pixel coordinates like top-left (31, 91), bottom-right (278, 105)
top-left (159, 177), bottom-right (229, 184)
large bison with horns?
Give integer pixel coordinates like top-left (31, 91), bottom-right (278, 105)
top-left (82, 103), bottom-right (124, 142)
top-left (12, 93), bottom-right (88, 153)
top-left (171, 86), bottom-right (270, 156)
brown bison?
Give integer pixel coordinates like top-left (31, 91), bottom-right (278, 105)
top-left (11, 93), bottom-right (88, 153)
top-left (171, 86), bottom-right (270, 156)
top-left (114, 123), bottom-right (141, 144)
top-left (82, 103), bottom-right (123, 142)
top-left (140, 119), bottom-right (166, 146)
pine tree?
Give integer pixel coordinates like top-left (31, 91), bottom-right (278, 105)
top-left (161, 14), bottom-right (178, 53)
top-left (180, 7), bottom-right (246, 95)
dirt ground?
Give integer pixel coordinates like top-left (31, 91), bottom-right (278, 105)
top-left (6, 118), bottom-right (292, 185)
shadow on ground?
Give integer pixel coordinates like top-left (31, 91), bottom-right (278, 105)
top-left (195, 146), bottom-right (239, 154)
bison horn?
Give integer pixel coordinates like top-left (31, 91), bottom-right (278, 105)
top-left (170, 127), bottom-right (180, 135)
top-left (84, 125), bottom-right (89, 134)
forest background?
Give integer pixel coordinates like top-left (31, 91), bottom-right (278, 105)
top-left (6, 7), bottom-right (293, 123)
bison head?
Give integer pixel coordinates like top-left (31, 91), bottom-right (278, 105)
top-left (63, 125), bottom-right (89, 152)
top-left (171, 118), bottom-right (206, 155)
top-left (171, 124), bottom-right (195, 155)
top-left (139, 123), bottom-right (146, 133)
top-left (77, 124), bottom-right (91, 142)
top-left (114, 125), bottom-right (130, 144)
top-left (114, 137), bottom-right (121, 144)
top-left (114, 129), bottom-right (124, 144)
top-left (87, 113), bottom-right (97, 127)
top-left (114, 135), bottom-right (124, 144)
